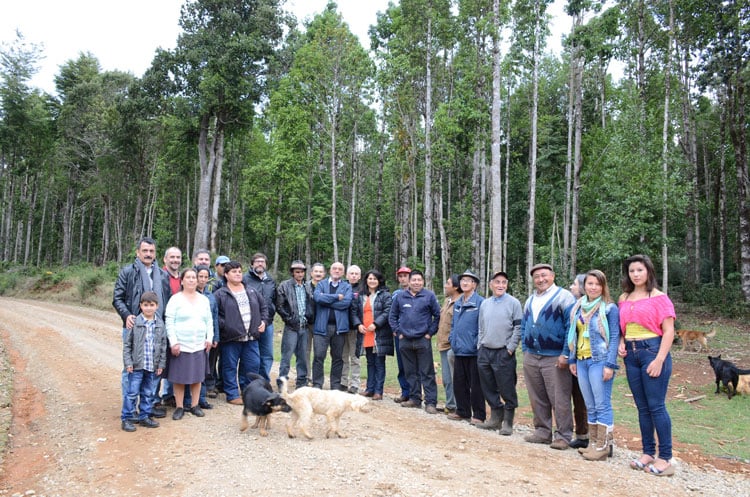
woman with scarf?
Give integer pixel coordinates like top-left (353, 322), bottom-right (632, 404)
top-left (564, 269), bottom-right (620, 461)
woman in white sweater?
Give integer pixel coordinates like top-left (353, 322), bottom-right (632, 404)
top-left (165, 268), bottom-right (213, 420)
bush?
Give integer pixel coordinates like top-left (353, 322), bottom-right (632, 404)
top-left (77, 268), bottom-right (106, 301)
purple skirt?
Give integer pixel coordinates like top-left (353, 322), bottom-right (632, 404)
top-left (167, 350), bottom-right (208, 385)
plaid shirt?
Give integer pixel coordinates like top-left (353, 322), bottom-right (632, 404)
top-left (143, 319), bottom-right (155, 372)
top-left (294, 282), bottom-right (307, 327)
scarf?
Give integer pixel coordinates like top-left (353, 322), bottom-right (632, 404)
top-left (135, 257), bottom-right (165, 319)
top-left (567, 296), bottom-right (609, 353)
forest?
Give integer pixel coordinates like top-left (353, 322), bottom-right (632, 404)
top-left (0, 0), bottom-right (748, 306)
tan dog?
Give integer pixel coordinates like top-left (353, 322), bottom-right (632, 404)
top-left (737, 375), bottom-right (750, 395)
top-left (279, 378), bottom-right (369, 439)
top-left (676, 327), bottom-right (716, 352)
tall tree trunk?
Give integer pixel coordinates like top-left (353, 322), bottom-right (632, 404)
top-left (330, 113), bottom-right (339, 262)
top-left (36, 183), bottom-right (49, 267)
top-left (570, 26), bottom-right (584, 280)
top-left (23, 175), bottom-right (37, 266)
top-left (347, 126), bottom-right (359, 268)
top-left (490, 0), bottom-right (503, 272)
top-left (423, 13), bottom-right (434, 289)
top-left (194, 113), bottom-right (219, 253)
top-left (661, 1), bottom-right (673, 292)
top-left (209, 128), bottom-right (225, 254)
top-left (62, 184), bottom-right (74, 267)
top-left (526, 0), bottom-right (542, 293)
top-left (504, 78), bottom-right (512, 270)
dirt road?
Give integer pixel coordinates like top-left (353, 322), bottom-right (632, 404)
top-left (0, 298), bottom-right (747, 497)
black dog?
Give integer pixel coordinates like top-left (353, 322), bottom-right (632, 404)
top-left (240, 373), bottom-right (291, 435)
top-left (708, 355), bottom-right (750, 399)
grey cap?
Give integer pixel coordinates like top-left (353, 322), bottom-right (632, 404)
top-left (529, 263), bottom-right (553, 276)
top-left (459, 269), bottom-right (480, 284)
top-left (491, 270), bottom-right (509, 280)
top-left (215, 255), bottom-right (230, 265)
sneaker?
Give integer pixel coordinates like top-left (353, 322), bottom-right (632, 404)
top-left (524, 433), bottom-right (552, 444)
top-left (121, 420), bottom-right (136, 432)
top-left (172, 407), bottom-right (184, 421)
top-left (550, 438), bottom-right (570, 450)
top-left (139, 417), bottom-right (160, 428)
top-left (425, 405), bottom-right (438, 415)
top-left (400, 399), bottom-right (421, 408)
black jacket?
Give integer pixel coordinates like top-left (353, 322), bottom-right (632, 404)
top-left (214, 285), bottom-right (269, 342)
top-left (349, 289), bottom-right (394, 356)
top-left (275, 278), bottom-right (314, 330)
top-left (242, 271), bottom-right (277, 321)
top-left (112, 262), bottom-right (171, 326)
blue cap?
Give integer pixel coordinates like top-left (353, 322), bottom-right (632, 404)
top-left (215, 255), bottom-right (230, 265)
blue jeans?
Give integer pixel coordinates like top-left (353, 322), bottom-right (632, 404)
top-left (575, 358), bottom-right (615, 426)
top-left (440, 349), bottom-right (456, 409)
top-left (221, 340), bottom-right (260, 401)
top-left (623, 337), bottom-right (673, 460)
top-left (394, 334), bottom-right (410, 397)
top-left (258, 323), bottom-right (274, 381)
top-left (312, 325), bottom-right (345, 389)
top-left (399, 336), bottom-right (437, 406)
top-left (122, 369), bottom-right (160, 421)
top-left (279, 325), bottom-right (308, 387)
top-left (364, 347), bottom-right (386, 395)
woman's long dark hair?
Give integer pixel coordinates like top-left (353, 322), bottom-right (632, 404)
top-left (621, 254), bottom-right (659, 293)
top-left (360, 269), bottom-right (387, 295)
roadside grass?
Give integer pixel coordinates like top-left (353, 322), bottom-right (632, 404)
top-left (2, 264), bottom-right (748, 464)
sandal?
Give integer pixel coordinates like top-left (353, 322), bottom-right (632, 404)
top-left (630, 455), bottom-right (654, 470)
top-left (646, 462), bottom-right (675, 477)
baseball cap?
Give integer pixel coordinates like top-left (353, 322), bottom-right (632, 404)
top-left (396, 266), bottom-right (411, 275)
top-left (215, 255), bottom-right (230, 265)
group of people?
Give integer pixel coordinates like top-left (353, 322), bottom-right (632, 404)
top-left (114, 237), bottom-right (676, 476)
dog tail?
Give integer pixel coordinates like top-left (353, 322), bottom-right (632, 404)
top-left (737, 368), bottom-right (750, 375)
top-left (705, 328), bottom-right (717, 338)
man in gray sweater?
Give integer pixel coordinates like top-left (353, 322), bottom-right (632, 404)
top-left (476, 270), bottom-right (523, 435)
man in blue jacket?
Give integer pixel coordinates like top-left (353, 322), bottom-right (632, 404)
top-left (448, 270), bottom-right (486, 424)
top-left (389, 270), bottom-right (441, 414)
top-left (312, 262), bottom-right (352, 390)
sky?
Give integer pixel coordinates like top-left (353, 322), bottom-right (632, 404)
top-left (1, 0), bottom-right (569, 95)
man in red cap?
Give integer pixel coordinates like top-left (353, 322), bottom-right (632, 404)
top-left (391, 266), bottom-right (412, 402)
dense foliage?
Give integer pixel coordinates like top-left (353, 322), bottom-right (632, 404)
top-left (1, 0), bottom-right (748, 305)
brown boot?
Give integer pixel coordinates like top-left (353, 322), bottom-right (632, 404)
top-left (582, 424), bottom-right (613, 461)
top-left (578, 423), bottom-right (597, 455)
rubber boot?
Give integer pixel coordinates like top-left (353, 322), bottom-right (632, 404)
top-left (578, 423), bottom-right (597, 455)
top-left (582, 424), bottom-right (613, 461)
top-left (476, 408), bottom-right (503, 430)
top-left (499, 408), bottom-right (515, 436)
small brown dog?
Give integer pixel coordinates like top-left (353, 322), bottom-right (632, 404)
top-left (676, 327), bottom-right (716, 352)
top-left (279, 378), bottom-right (369, 439)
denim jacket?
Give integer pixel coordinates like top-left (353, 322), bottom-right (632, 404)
top-left (564, 302), bottom-right (620, 370)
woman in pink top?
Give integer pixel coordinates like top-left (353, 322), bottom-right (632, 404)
top-left (617, 254), bottom-right (676, 476)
